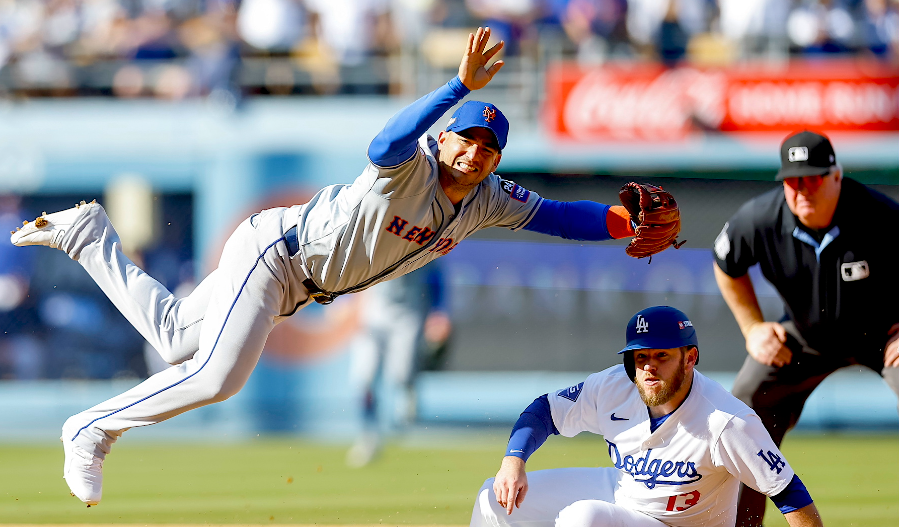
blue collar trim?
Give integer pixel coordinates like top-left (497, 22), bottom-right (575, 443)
top-left (792, 226), bottom-right (840, 262)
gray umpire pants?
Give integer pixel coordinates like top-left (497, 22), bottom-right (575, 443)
top-left (60, 205), bottom-right (310, 458)
top-left (730, 321), bottom-right (899, 527)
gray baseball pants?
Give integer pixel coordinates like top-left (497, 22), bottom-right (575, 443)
top-left (60, 205), bottom-right (310, 458)
top-left (731, 320), bottom-right (899, 527)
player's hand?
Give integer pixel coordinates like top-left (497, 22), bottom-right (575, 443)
top-left (493, 456), bottom-right (528, 515)
top-left (745, 322), bottom-right (792, 367)
top-left (458, 27), bottom-right (504, 91)
top-left (884, 323), bottom-right (899, 368)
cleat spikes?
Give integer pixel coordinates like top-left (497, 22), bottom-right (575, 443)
top-left (23, 220), bottom-right (28, 225)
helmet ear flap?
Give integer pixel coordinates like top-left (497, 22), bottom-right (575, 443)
top-left (623, 350), bottom-right (636, 382)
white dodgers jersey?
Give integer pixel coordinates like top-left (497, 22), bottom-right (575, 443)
top-left (548, 367), bottom-right (795, 527)
top-left (283, 134), bottom-right (542, 295)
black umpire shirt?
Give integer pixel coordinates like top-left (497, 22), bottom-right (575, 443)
top-left (714, 178), bottom-right (899, 358)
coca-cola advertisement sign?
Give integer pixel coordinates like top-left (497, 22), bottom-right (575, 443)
top-left (545, 61), bottom-right (899, 140)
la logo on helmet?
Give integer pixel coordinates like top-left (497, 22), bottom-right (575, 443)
top-left (635, 315), bottom-right (649, 334)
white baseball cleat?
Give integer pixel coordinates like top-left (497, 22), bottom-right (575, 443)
top-left (10, 200), bottom-right (97, 248)
top-left (345, 430), bottom-right (382, 468)
top-left (61, 435), bottom-right (104, 507)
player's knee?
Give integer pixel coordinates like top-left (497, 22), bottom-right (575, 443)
top-left (196, 376), bottom-right (246, 404)
top-left (155, 345), bottom-right (194, 366)
top-left (472, 483), bottom-right (501, 527)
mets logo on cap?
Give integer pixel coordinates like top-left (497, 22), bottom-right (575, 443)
top-left (483, 106), bottom-right (496, 123)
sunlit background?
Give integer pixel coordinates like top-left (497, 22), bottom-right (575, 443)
top-left (0, 0), bottom-right (897, 445)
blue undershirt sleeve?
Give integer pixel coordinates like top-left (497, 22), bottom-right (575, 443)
top-left (522, 199), bottom-right (613, 241)
top-left (505, 395), bottom-right (560, 461)
top-left (367, 76), bottom-right (471, 167)
top-left (770, 474), bottom-right (813, 514)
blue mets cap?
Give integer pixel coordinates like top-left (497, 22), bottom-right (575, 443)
top-left (618, 306), bottom-right (698, 354)
top-left (445, 100), bottom-right (509, 150)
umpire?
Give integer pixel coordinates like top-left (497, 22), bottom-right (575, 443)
top-left (713, 130), bottom-right (899, 527)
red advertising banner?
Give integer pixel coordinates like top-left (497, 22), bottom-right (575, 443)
top-left (544, 61), bottom-right (899, 141)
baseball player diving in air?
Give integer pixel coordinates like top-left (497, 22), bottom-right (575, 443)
top-left (10, 27), bottom-right (682, 507)
top-left (470, 306), bottom-right (825, 527)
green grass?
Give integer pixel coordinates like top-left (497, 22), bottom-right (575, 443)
top-left (0, 432), bottom-right (895, 525)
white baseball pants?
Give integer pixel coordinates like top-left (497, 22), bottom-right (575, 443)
top-left (470, 467), bottom-right (666, 527)
top-left (60, 205), bottom-right (310, 457)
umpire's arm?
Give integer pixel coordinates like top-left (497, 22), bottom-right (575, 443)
top-left (714, 264), bottom-right (792, 368)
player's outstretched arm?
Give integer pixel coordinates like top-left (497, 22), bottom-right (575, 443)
top-left (458, 26), bottom-right (504, 91)
top-left (783, 503), bottom-right (824, 527)
top-left (367, 27), bottom-right (501, 167)
top-left (493, 456), bottom-right (528, 515)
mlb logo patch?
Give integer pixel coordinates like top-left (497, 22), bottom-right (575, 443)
top-left (678, 320), bottom-right (693, 329)
top-left (557, 382), bottom-right (584, 402)
top-left (788, 146), bottom-right (809, 162)
top-left (841, 260), bottom-right (869, 281)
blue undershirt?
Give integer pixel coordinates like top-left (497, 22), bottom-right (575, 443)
top-left (771, 474), bottom-right (814, 513)
top-left (506, 395), bottom-right (559, 461)
top-left (649, 412), bottom-right (671, 433)
top-left (368, 77), bottom-right (470, 167)
top-left (523, 200), bottom-right (613, 241)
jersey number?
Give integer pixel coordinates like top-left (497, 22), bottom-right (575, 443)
top-left (665, 490), bottom-right (700, 511)
top-left (757, 449), bottom-right (786, 474)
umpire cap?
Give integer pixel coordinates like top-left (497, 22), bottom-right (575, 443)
top-left (775, 131), bottom-right (837, 180)
top-left (445, 100), bottom-right (509, 150)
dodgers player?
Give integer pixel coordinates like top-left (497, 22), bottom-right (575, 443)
top-left (471, 306), bottom-right (824, 527)
top-left (11, 27), bottom-right (642, 507)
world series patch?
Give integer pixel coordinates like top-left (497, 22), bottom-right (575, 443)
top-left (499, 178), bottom-right (531, 203)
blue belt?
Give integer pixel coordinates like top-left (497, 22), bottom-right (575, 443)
top-left (284, 225), bottom-right (336, 305)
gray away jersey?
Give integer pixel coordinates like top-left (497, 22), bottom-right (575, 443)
top-left (284, 134), bottom-right (542, 295)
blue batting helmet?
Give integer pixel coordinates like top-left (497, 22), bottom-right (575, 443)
top-left (619, 306), bottom-right (699, 380)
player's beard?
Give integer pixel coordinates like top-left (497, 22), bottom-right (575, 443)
top-left (635, 353), bottom-right (688, 407)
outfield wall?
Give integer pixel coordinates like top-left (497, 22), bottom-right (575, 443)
top-left (0, 365), bottom-right (895, 443)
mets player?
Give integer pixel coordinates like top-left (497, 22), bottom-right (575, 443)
top-left (471, 306), bottom-right (825, 527)
top-left (10, 27), bottom-right (648, 507)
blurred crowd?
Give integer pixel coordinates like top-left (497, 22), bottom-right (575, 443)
top-left (0, 0), bottom-right (897, 99)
